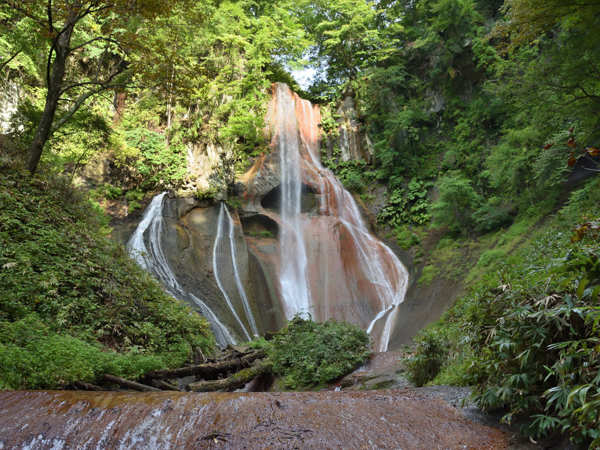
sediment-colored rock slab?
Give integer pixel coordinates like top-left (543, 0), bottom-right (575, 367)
top-left (0, 390), bottom-right (507, 449)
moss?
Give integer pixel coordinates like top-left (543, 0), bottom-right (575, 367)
top-left (0, 155), bottom-right (215, 389)
top-left (418, 265), bottom-right (440, 287)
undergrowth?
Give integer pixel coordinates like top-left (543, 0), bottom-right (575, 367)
top-left (404, 176), bottom-right (600, 446)
top-left (0, 149), bottom-right (215, 389)
top-left (260, 314), bottom-right (373, 390)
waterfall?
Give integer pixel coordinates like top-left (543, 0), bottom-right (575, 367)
top-left (224, 206), bottom-right (259, 337)
top-left (273, 85), bottom-right (312, 317)
top-left (271, 83), bottom-right (409, 352)
top-left (127, 193), bottom-right (237, 348)
top-left (212, 203), bottom-right (258, 341)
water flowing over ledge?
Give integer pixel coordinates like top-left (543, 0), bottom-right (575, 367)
top-left (0, 390), bottom-right (507, 449)
top-left (124, 83), bottom-right (410, 351)
top-left (127, 194), bottom-right (238, 347)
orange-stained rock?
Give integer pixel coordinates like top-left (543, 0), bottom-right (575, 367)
top-left (0, 390), bottom-right (508, 449)
top-left (238, 83), bottom-right (409, 351)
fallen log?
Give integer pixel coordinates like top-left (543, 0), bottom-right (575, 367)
top-left (144, 349), bottom-right (266, 381)
top-left (102, 374), bottom-right (161, 392)
top-left (72, 381), bottom-right (106, 391)
top-left (188, 360), bottom-right (269, 392)
top-left (151, 379), bottom-right (182, 392)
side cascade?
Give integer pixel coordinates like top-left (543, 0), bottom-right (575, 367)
top-left (268, 83), bottom-right (409, 352)
top-left (212, 203), bottom-right (259, 341)
top-left (126, 193), bottom-right (237, 347)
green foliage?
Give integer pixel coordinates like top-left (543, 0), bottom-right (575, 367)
top-left (0, 316), bottom-right (166, 390)
top-left (195, 186), bottom-right (218, 201)
top-left (378, 178), bottom-right (433, 227)
top-left (90, 184), bottom-right (123, 201)
top-left (404, 330), bottom-right (447, 387)
top-left (121, 128), bottom-right (187, 189)
top-left (394, 225), bottom-right (424, 251)
top-left (430, 172), bottom-right (482, 231)
top-left (249, 230), bottom-right (274, 238)
top-left (406, 176), bottom-right (600, 445)
top-left (470, 252), bottom-right (600, 443)
top-left (265, 314), bottom-right (372, 389)
top-left (322, 159), bottom-right (373, 195)
top-left (418, 265), bottom-right (440, 287)
top-left (125, 188), bottom-right (144, 213)
top-left (475, 249), bottom-right (506, 269)
top-left (225, 197), bottom-right (243, 209)
top-left (0, 156), bottom-right (214, 389)
top-left (472, 197), bottom-right (514, 232)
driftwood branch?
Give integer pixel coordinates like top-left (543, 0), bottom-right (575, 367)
top-left (143, 350), bottom-right (266, 381)
top-left (188, 360), bottom-right (269, 392)
top-left (102, 374), bottom-right (161, 392)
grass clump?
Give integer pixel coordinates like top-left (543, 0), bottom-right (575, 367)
top-left (264, 314), bottom-right (372, 390)
top-left (0, 155), bottom-right (215, 389)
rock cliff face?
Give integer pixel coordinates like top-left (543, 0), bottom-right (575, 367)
top-left (236, 83), bottom-right (409, 351)
top-left (112, 194), bottom-right (281, 346)
top-left (336, 87), bottom-right (373, 163)
top-left (114, 83), bottom-right (411, 350)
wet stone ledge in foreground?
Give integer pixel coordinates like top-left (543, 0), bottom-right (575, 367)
top-left (0, 390), bottom-right (508, 449)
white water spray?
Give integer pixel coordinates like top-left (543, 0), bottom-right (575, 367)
top-left (212, 203), bottom-right (255, 341)
top-left (223, 205), bottom-right (259, 337)
top-left (273, 85), bottom-right (312, 317)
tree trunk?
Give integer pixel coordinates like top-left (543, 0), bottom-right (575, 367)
top-left (25, 24), bottom-right (74, 174)
top-left (113, 91), bottom-right (128, 124)
top-left (143, 350), bottom-right (266, 381)
top-left (102, 374), bottom-right (161, 392)
top-left (188, 361), bottom-right (268, 392)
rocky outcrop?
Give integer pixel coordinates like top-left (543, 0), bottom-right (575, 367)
top-left (177, 141), bottom-right (230, 199)
top-left (336, 87), bottom-right (373, 162)
top-left (0, 81), bottom-right (19, 134)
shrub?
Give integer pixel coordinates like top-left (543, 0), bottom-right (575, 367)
top-left (125, 188), bottom-right (144, 212)
top-left (404, 329), bottom-right (447, 387)
top-left (265, 314), bottom-right (372, 389)
top-left (430, 172), bottom-right (482, 230)
top-left (0, 158), bottom-right (215, 389)
top-left (406, 176), bottom-right (600, 445)
top-left (394, 225), bottom-right (423, 250)
top-left (418, 265), bottom-right (440, 287)
top-left (475, 249), bottom-right (506, 269)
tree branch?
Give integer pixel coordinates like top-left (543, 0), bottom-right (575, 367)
top-left (51, 82), bottom-right (128, 134)
top-left (0, 48), bottom-right (22, 74)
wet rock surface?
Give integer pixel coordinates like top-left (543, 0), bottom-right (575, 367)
top-left (338, 353), bottom-right (583, 450)
top-left (0, 390), bottom-right (506, 449)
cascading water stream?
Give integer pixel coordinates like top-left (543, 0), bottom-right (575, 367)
top-left (271, 83), bottom-right (409, 352)
top-left (212, 203), bottom-right (258, 341)
top-left (274, 88), bottom-right (312, 317)
top-left (127, 193), bottom-right (236, 347)
top-left (223, 205), bottom-right (259, 337)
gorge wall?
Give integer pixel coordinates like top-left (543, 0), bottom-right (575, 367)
top-left (107, 83), bottom-right (463, 351)
top-left (109, 84), bottom-right (417, 351)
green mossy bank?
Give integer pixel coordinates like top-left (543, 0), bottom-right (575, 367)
top-left (404, 175), bottom-right (600, 445)
top-left (0, 150), bottom-right (215, 390)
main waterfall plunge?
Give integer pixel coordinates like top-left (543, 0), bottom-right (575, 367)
top-left (127, 83), bottom-right (408, 351)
